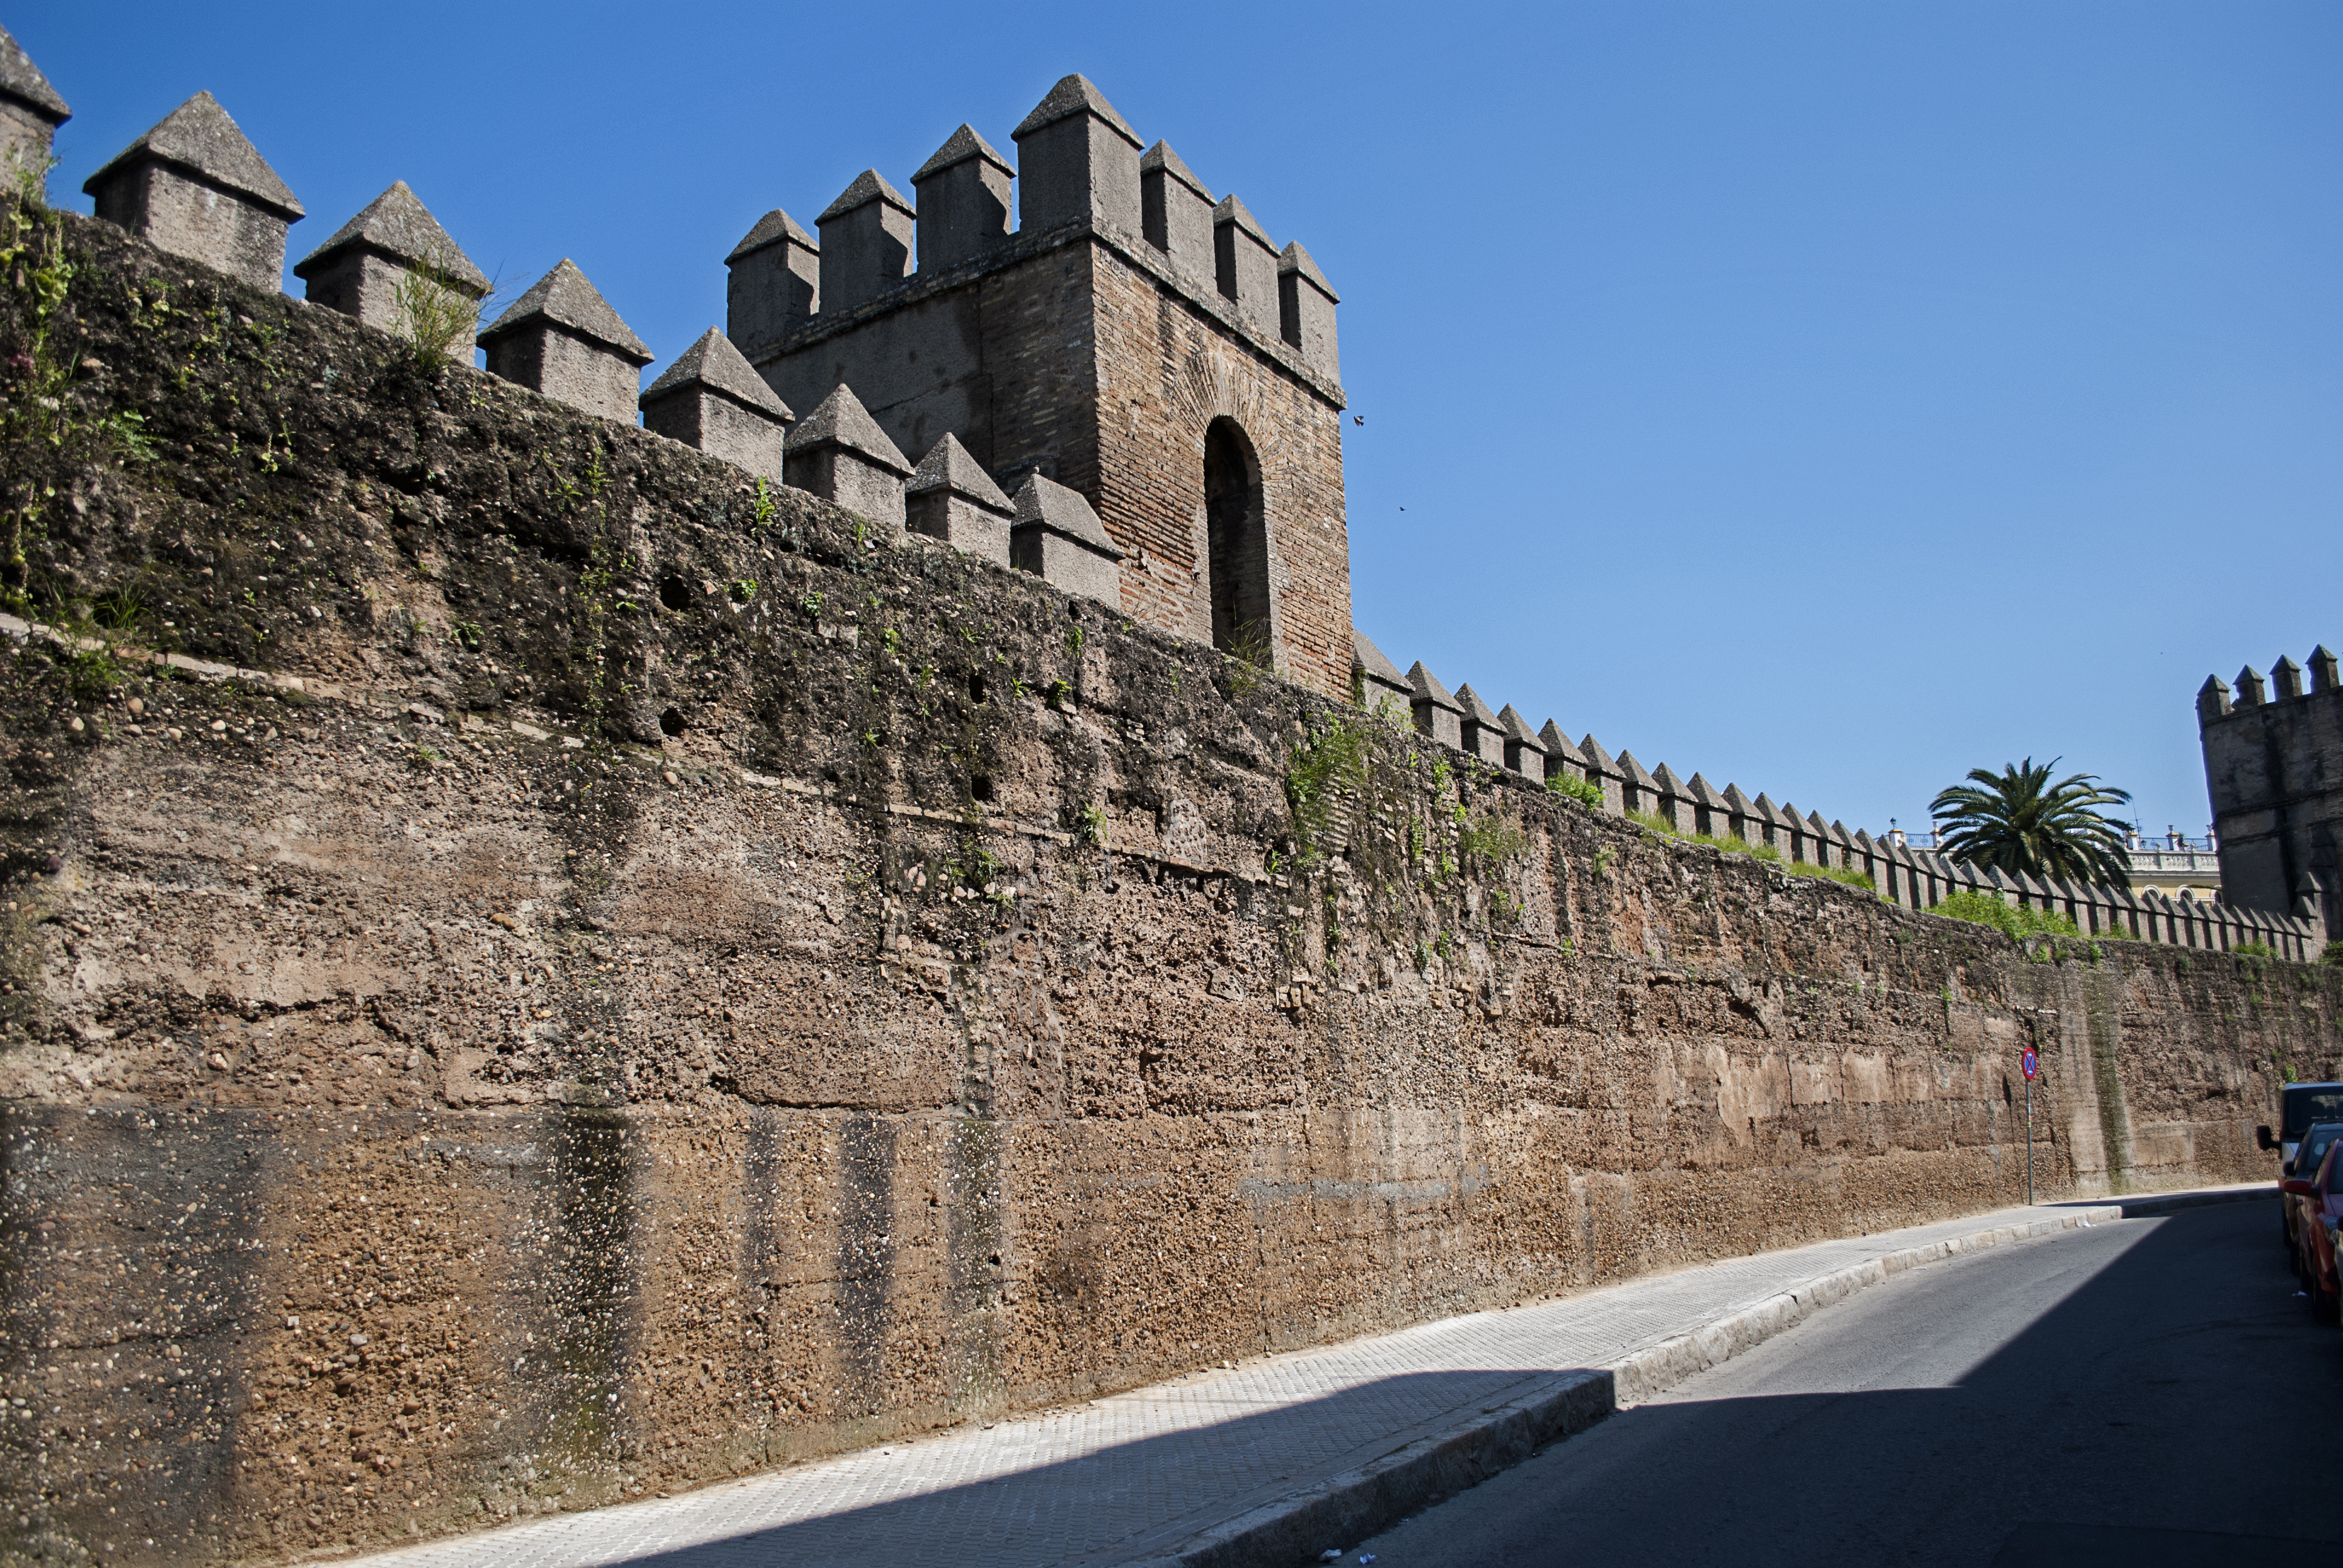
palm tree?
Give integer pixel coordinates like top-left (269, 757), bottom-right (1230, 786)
top-left (1929, 757), bottom-right (2132, 886)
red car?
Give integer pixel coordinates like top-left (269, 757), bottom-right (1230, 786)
top-left (2284, 1133), bottom-right (2343, 1321)
top-left (2280, 1120), bottom-right (2343, 1264)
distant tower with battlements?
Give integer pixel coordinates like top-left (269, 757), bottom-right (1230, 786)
top-left (2198, 646), bottom-right (2343, 935)
top-left (727, 75), bottom-right (1353, 699)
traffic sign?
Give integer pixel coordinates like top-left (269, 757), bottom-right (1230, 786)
top-left (2020, 1046), bottom-right (2039, 1081)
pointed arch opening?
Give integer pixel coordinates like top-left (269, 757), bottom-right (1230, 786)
top-left (1205, 417), bottom-right (1271, 667)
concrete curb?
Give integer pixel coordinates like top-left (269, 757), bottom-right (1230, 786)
top-left (2093, 1185), bottom-right (2270, 1220)
top-left (1131, 1206), bottom-right (2125, 1568)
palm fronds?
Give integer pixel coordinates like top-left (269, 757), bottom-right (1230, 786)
top-left (1929, 757), bottom-right (2132, 887)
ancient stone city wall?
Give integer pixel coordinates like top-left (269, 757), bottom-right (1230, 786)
top-left (0, 207), bottom-right (2328, 1567)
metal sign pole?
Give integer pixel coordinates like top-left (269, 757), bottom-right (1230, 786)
top-left (2020, 1042), bottom-right (2039, 1206)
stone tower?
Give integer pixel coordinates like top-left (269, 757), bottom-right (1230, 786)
top-left (2198, 646), bottom-right (2343, 935)
top-left (732, 75), bottom-right (1352, 699)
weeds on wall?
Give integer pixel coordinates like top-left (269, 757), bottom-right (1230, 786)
top-left (0, 175), bottom-right (153, 612)
top-left (1227, 618), bottom-right (1273, 673)
top-left (1627, 808), bottom-right (1789, 864)
top-left (1277, 711), bottom-right (1537, 987)
top-left (1930, 888), bottom-right (2079, 941)
top-left (554, 444), bottom-right (618, 740)
top-left (1547, 771), bottom-right (1604, 809)
top-left (1283, 714), bottom-right (1371, 867)
top-left (1783, 860), bottom-right (1876, 891)
top-left (390, 246), bottom-right (485, 370)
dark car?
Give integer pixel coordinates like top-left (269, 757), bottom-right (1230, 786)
top-left (2287, 1135), bottom-right (2343, 1321)
top-left (2261, 1084), bottom-right (2343, 1248)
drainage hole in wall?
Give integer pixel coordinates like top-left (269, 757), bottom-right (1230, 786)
top-left (969, 673), bottom-right (988, 704)
top-left (971, 776), bottom-right (994, 803)
top-left (658, 575), bottom-right (692, 612)
top-left (659, 708), bottom-right (686, 738)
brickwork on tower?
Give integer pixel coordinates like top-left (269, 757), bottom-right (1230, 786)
top-left (1089, 249), bottom-right (1352, 697)
top-left (744, 76), bottom-right (1352, 699)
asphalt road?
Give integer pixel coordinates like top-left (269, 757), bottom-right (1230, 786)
top-left (1352, 1198), bottom-right (2335, 1567)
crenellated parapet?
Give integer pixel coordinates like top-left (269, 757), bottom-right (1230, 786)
top-left (1355, 638), bottom-right (2329, 962)
top-left (2199, 644), bottom-right (2343, 938)
top-left (719, 72), bottom-right (1351, 699)
top-left (42, 45), bottom-right (1349, 686)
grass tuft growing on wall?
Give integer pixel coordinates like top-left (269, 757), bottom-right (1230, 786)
top-left (1929, 888), bottom-right (2079, 939)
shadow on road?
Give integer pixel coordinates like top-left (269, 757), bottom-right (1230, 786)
top-left (487, 1200), bottom-right (2329, 1567)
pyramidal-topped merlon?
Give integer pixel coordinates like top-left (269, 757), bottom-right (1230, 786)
top-left (478, 260), bottom-right (650, 424)
top-left (731, 207), bottom-right (817, 263)
top-left (1010, 473), bottom-right (1122, 609)
top-left (908, 431), bottom-right (1011, 505)
top-left (1452, 683), bottom-right (1501, 727)
top-left (818, 170), bottom-right (915, 316)
top-left (914, 126), bottom-right (1015, 276)
top-left (640, 328), bottom-right (793, 484)
top-left (643, 327), bottom-right (790, 417)
top-left (0, 22), bottom-right (69, 170)
top-left (1014, 74), bottom-right (1142, 237)
top-left (1538, 721), bottom-right (1589, 774)
top-left (293, 181), bottom-right (488, 335)
top-left (907, 433), bottom-right (1013, 567)
top-left (915, 123), bottom-right (1014, 182)
top-left (1406, 663), bottom-right (1463, 750)
top-left (1140, 140), bottom-right (1210, 198)
top-left (84, 91), bottom-right (303, 293)
top-left (1011, 473), bottom-right (1119, 552)
top-left (482, 259), bottom-right (649, 358)
top-left (1497, 705), bottom-right (1547, 779)
top-left (1351, 630), bottom-right (1410, 709)
top-left (1278, 241), bottom-right (1340, 378)
top-left (1451, 684), bottom-right (1506, 766)
top-left (298, 182), bottom-right (486, 290)
top-left (787, 382), bottom-right (909, 466)
top-left (819, 168), bottom-right (915, 225)
top-left (88, 91), bottom-right (300, 216)
top-left (785, 384), bottom-right (911, 529)
top-left (1141, 139), bottom-right (1214, 279)
top-left (1014, 73), bottom-right (1140, 145)
top-left (726, 209), bottom-right (819, 358)
top-left (1214, 194), bottom-right (1280, 333)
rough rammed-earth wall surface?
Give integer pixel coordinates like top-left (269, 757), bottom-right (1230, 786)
top-left (0, 205), bottom-right (2326, 1566)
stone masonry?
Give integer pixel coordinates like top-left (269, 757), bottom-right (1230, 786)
top-left (741, 76), bottom-right (1353, 700)
top-left (2200, 648), bottom-right (2343, 936)
top-left (0, 198), bottom-right (2325, 1568)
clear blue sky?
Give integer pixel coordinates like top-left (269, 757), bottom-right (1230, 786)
top-left (17, 2), bottom-right (2340, 840)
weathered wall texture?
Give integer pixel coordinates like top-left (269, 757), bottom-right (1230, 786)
top-left (0, 209), bottom-right (2327, 1567)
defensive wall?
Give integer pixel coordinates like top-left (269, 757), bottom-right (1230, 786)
top-left (0, 40), bottom-right (2331, 1568)
top-left (8, 50), bottom-right (1353, 708)
top-left (1352, 633), bottom-right (2325, 964)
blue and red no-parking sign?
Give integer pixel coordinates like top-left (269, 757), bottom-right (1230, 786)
top-left (2020, 1046), bottom-right (2039, 1081)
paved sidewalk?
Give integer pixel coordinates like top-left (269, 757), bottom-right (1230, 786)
top-left (340, 1197), bottom-right (2207, 1568)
